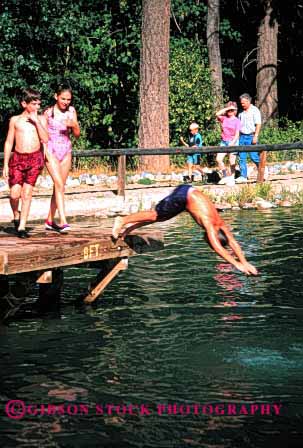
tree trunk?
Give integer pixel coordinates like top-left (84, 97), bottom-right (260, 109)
top-left (207, 0), bottom-right (223, 108)
top-left (256, 0), bottom-right (278, 125)
top-left (139, 0), bottom-right (170, 173)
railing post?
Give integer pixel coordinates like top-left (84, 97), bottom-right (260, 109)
top-left (117, 155), bottom-right (126, 196)
top-left (257, 150), bottom-right (267, 183)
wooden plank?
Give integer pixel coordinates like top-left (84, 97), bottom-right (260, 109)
top-left (1, 239), bottom-right (131, 275)
top-left (0, 252), bottom-right (8, 275)
top-left (0, 228), bottom-right (164, 275)
top-left (48, 140), bottom-right (303, 158)
top-left (84, 258), bottom-right (128, 303)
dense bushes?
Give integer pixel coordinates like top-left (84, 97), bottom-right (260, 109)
top-left (0, 0), bottom-right (141, 150)
top-left (259, 119), bottom-right (303, 161)
top-left (0, 1), bottom-right (302, 171)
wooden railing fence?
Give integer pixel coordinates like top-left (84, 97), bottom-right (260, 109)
top-left (1, 141), bottom-right (303, 196)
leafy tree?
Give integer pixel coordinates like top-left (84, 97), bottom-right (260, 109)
top-left (169, 38), bottom-right (214, 144)
top-left (0, 0), bottom-right (302, 164)
top-left (0, 0), bottom-right (141, 149)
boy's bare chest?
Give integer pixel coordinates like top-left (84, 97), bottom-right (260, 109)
top-left (15, 118), bottom-right (37, 136)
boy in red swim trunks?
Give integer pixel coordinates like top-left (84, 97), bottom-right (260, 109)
top-left (3, 89), bottom-right (48, 238)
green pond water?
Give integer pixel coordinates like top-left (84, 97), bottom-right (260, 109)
top-left (0, 207), bottom-right (303, 447)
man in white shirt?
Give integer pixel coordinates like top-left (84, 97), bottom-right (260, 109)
top-left (236, 93), bottom-right (262, 183)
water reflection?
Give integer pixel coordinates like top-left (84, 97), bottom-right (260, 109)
top-left (214, 263), bottom-right (244, 300)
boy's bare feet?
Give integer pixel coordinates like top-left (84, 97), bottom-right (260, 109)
top-left (112, 216), bottom-right (124, 239)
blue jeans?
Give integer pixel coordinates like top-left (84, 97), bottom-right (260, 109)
top-left (239, 134), bottom-right (260, 178)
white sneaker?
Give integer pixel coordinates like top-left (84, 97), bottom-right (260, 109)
top-left (218, 177), bottom-right (227, 185)
top-left (112, 216), bottom-right (124, 239)
top-left (219, 174), bottom-right (235, 185)
top-left (235, 176), bottom-right (248, 184)
top-left (225, 175), bottom-right (236, 186)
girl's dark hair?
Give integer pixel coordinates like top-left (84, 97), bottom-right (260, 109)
top-left (56, 83), bottom-right (73, 95)
top-left (50, 84), bottom-right (73, 117)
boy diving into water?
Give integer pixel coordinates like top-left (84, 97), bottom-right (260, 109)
top-left (112, 185), bottom-right (258, 276)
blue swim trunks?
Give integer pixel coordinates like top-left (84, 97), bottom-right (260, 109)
top-left (155, 185), bottom-right (193, 220)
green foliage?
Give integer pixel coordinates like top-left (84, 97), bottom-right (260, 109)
top-left (169, 38), bottom-right (214, 142)
top-left (137, 178), bottom-right (156, 185)
top-left (220, 19), bottom-right (241, 42)
top-left (224, 183), bottom-right (273, 206)
top-left (255, 182), bottom-right (273, 201)
top-left (272, 187), bottom-right (303, 205)
top-left (0, 0), bottom-right (141, 149)
top-left (259, 119), bottom-right (303, 162)
top-left (170, 0), bottom-right (207, 40)
top-left (294, 190), bottom-right (303, 205)
top-left (236, 185), bottom-right (258, 205)
top-left (0, 0), bottom-right (302, 173)
top-left (169, 37), bottom-right (224, 167)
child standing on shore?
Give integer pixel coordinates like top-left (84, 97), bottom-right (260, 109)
top-left (3, 88), bottom-right (48, 238)
top-left (215, 101), bottom-right (241, 182)
top-left (180, 122), bottom-right (203, 182)
top-left (44, 84), bottom-right (80, 233)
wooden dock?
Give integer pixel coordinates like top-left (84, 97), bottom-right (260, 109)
top-left (0, 222), bottom-right (164, 313)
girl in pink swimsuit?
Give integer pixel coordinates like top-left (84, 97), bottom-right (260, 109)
top-left (46, 106), bottom-right (75, 162)
top-left (44, 85), bottom-right (80, 232)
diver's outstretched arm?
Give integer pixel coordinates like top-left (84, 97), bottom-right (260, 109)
top-left (205, 227), bottom-right (258, 275)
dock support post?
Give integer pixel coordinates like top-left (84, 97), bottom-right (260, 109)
top-left (36, 271), bottom-right (53, 284)
top-left (0, 275), bottom-right (9, 298)
top-left (38, 268), bottom-right (63, 302)
top-left (0, 275), bottom-right (12, 320)
top-left (84, 257), bottom-right (128, 304)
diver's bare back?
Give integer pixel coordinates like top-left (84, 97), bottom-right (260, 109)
top-left (14, 114), bottom-right (41, 153)
top-left (189, 189), bottom-right (225, 228)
